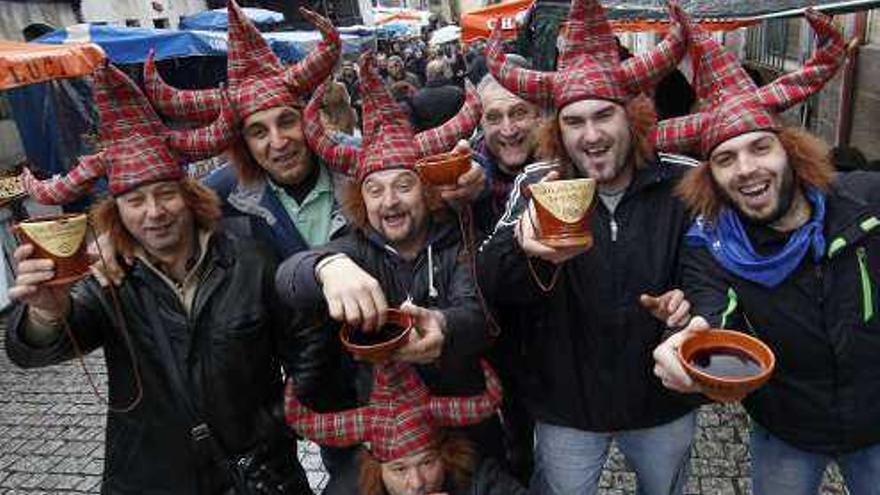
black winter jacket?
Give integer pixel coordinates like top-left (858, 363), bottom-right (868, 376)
top-left (275, 221), bottom-right (500, 452)
top-left (477, 157), bottom-right (697, 431)
top-left (5, 232), bottom-right (330, 494)
top-left (683, 171), bottom-right (880, 454)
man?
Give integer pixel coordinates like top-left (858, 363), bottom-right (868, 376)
top-left (144, 0), bottom-right (344, 260)
top-left (7, 64), bottom-right (325, 493)
top-left (477, 1), bottom-right (698, 493)
top-left (410, 59), bottom-right (464, 131)
top-left (471, 69), bottom-right (543, 234)
top-left (649, 11), bottom-right (874, 495)
top-left (275, 52), bottom-right (498, 490)
top-left (286, 361), bottom-right (525, 495)
top-left (387, 54), bottom-right (422, 88)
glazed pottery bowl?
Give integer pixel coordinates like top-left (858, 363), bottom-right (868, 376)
top-left (415, 149), bottom-right (472, 186)
top-left (340, 309), bottom-right (415, 364)
top-left (678, 329), bottom-right (776, 402)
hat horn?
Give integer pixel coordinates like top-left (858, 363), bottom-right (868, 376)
top-left (428, 360), bottom-right (503, 427)
top-left (22, 154), bottom-right (107, 205)
top-left (284, 8), bottom-right (342, 94)
top-left (167, 89), bottom-right (237, 159)
top-left (284, 379), bottom-right (369, 447)
top-left (756, 9), bottom-right (850, 113)
top-left (484, 21), bottom-right (554, 106)
top-left (144, 50), bottom-right (224, 123)
top-left (618, 1), bottom-right (689, 97)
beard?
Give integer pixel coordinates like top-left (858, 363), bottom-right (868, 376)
top-left (724, 167), bottom-right (796, 226)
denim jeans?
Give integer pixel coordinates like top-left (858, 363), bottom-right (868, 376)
top-left (751, 423), bottom-right (880, 495)
top-left (531, 412), bottom-right (696, 495)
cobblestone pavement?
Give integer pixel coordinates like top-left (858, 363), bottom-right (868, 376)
top-left (1, 327), bottom-right (847, 494)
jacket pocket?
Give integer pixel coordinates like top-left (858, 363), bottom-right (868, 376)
top-left (856, 246), bottom-right (876, 323)
top-left (222, 312), bottom-right (267, 341)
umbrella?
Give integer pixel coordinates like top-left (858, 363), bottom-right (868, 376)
top-left (0, 40), bottom-right (105, 90)
top-left (180, 7), bottom-right (284, 31)
top-left (430, 25), bottom-right (461, 46)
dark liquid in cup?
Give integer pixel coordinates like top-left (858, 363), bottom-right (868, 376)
top-left (689, 347), bottom-right (763, 378)
top-left (348, 323), bottom-right (406, 346)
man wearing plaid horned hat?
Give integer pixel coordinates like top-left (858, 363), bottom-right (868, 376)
top-left (286, 360), bottom-right (525, 495)
top-left (6, 64), bottom-right (329, 494)
top-left (476, 0), bottom-right (702, 493)
top-left (651, 10), bottom-right (880, 495)
top-left (275, 52), bottom-right (503, 491)
top-left (143, 0), bottom-right (345, 261)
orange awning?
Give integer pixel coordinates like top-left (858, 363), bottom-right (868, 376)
top-left (0, 40), bottom-right (105, 90)
top-left (461, 0), bottom-right (757, 44)
top-left (461, 0), bottom-right (534, 44)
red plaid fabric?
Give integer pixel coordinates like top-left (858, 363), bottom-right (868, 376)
top-left (144, 0), bottom-right (339, 129)
top-left (654, 9), bottom-right (848, 158)
top-left (285, 360), bottom-right (502, 462)
top-left (24, 64), bottom-right (232, 204)
top-left (302, 82), bottom-right (360, 176)
top-left (305, 53), bottom-right (481, 183)
top-left (485, 0), bottom-right (687, 110)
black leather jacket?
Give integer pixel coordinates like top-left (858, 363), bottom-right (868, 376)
top-left (5, 231), bottom-right (330, 494)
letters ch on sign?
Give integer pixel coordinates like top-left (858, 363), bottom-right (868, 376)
top-left (486, 17), bottom-right (517, 30)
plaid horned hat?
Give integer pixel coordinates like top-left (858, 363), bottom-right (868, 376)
top-left (485, 0), bottom-right (689, 110)
top-left (285, 360), bottom-right (502, 462)
top-left (23, 63), bottom-right (234, 204)
top-left (653, 9), bottom-right (849, 158)
top-left (144, 0), bottom-right (340, 126)
top-left (304, 52), bottom-right (482, 181)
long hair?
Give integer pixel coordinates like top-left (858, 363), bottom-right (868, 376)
top-left (91, 178), bottom-right (222, 258)
top-left (536, 94), bottom-right (657, 173)
top-left (358, 434), bottom-right (477, 495)
top-left (340, 173), bottom-right (451, 231)
top-left (676, 126), bottom-right (835, 220)
top-left (320, 81), bottom-right (358, 135)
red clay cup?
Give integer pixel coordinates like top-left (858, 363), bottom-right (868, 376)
top-left (415, 149), bottom-right (472, 186)
top-left (678, 329), bottom-right (776, 403)
top-left (14, 213), bottom-right (91, 286)
top-left (340, 308), bottom-right (415, 364)
top-left (526, 178), bottom-right (596, 249)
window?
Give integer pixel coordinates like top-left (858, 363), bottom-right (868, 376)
top-left (125, 19), bottom-right (140, 27)
top-left (153, 18), bottom-right (169, 29)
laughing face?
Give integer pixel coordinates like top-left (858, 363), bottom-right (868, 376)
top-left (559, 99), bottom-right (633, 192)
top-left (480, 82), bottom-right (541, 175)
top-left (362, 169), bottom-right (429, 256)
top-left (242, 106), bottom-right (315, 186)
top-left (709, 131), bottom-right (795, 224)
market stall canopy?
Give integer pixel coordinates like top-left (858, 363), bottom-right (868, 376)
top-left (430, 25), bottom-right (461, 45)
top-left (35, 24), bottom-right (370, 64)
top-left (461, 0), bottom-right (880, 43)
top-left (0, 40), bottom-right (105, 90)
top-left (180, 7), bottom-right (284, 31)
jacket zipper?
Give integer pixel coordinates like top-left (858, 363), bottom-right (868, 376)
top-left (856, 247), bottom-right (875, 323)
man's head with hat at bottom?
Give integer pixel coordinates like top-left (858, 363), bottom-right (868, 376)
top-left (286, 361), bottom-right (517, 495)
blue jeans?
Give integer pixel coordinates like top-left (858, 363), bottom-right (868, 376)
top-left (531, 412), bottom-right (695, 495)
top-left (751, 424), bottom-right (880, 495)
